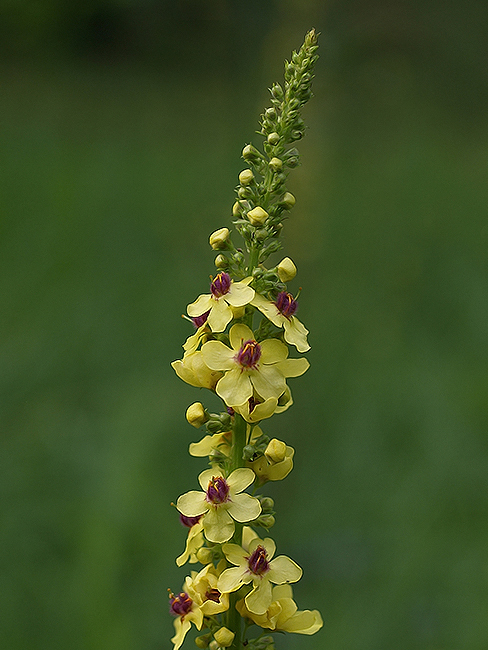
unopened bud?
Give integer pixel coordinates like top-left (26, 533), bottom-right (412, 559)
top-left (209, 641), bottom-right (219, 650)
top-left (247, 206), bottom-right (268, 226)
top-left (186, 402), bottom-right (208, 428)
top-left (195, 634), bottom-right (212, 649)
top-left (214, 627), bottom-right (235, 647)
top-left (282, 192), bottom-right (296, 208)
top-left (267, 132), bottom-right (280, 145)
top-left (242, 144), bottom-right (260, 162)
top-left (265, 107), bottom-right (277, 120)
top-left (238, 187), bottom-right (251, 199)
top-left (209, 227), bottom-right (230, 250)
top-left (196, 547), bottom-right (214, 564)
top-left (259, 496), bottom-right (275, 511)
top-left (265, 438), bottom-right (287, 463)
top-left (269, 157), bottom-right (283, 172)
top-left (214, 254), bottom-right (228, 269)
top-left (277, 257), bottom-right (297, 282)
top-left (257, 514), bottom-right (275, 528)
top-left (232, 201), bottom-right (241, 217)
top-left (239, 169), bottom-right (254, 186)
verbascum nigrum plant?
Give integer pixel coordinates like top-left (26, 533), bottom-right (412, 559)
top-left (169, 29), bottom-right (322, 650)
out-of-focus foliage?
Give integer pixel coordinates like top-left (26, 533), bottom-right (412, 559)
top-left (1, 1), bottom-right (487, 650)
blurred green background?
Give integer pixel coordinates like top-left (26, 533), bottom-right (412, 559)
top-left (1, 1), bottom-right (487, 649)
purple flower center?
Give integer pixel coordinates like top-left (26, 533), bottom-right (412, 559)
top-left (275, 291), bottom-right (297, 318)
top-left (179, 513), bottom-right (202, 528)
top-left (211, 272), bottom-right (232, 298)
top-left (247, 545), bottom-right (270, 575)
top-left (206, 476), bottom-right (230, 504)
top-left (192, 310), bottom-right (210, 328)
top-left (237, 340), bottom-right (261, 369)
top-left (205, 588), bottom-right (222, 603)
top-left (169, 592), bottom-right (193, 617)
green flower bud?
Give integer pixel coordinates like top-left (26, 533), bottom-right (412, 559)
top-left (242, 144), bottom-right (260, 162)
top-left (214, 627), bottom-right (235, 648)
top-left (196, 547), bottom-right (214, 564)
top-left (259, 496), bottom-right (275, 511)
top-left (232, 201), bottom-right (241, 217)
top-left (214, 254), bottom-right (228, 269)
top-left (186, 402), bottom-right (208, 428)
top-left (233, 251), bottom-right (245, 265)
top-left (265, 107), bottom-right (277, 120)
top-left (195, 634), bottom-right (212, 649)
top-left (209, 640), bottom-right (219, 650)
top-left (247, 206), bottom-right (268, 226)
top-left (269, 157), bottom-right (283, 171)
top-left (267, 132), bottom-right (280, 145)
top-left (239, 169), bottom-right (254, 186)
top-left (238, 186), bottom-right (251, 199)
top-left (277, 256), bottom-right (297, 281)
top-left (257, 514), bottom-right (276, 528)
top-left (282, 191), bottom-right (296, 208)
top-left (209, 227), bottom-right (230, 250)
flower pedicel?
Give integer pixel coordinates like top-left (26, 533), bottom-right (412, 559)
top-left (169, 29), bottom-right (322, 650)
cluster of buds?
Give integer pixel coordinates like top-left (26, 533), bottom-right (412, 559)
top-left (169, 30), bottom-right (322, 650)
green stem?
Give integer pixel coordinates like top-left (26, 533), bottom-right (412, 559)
top-left (226, 413), bottom-right (248, 649)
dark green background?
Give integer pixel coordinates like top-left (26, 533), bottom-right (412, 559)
top-left (1, 1), bottom-right (487, 649)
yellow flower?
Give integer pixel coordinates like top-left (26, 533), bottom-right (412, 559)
top-left (252, 292), bottom-right (310, 353)
top-left (189, 431), bottom-right (231, 459)
top-left (276, 257), bottom-right (297, 282)
top-left (169, 587), bottom-right (204, 650)
top-left (176, 468), bottom-right (261, 544)
top-left (217, 534), bottom-right (302, 615)
top-left (201, 323), bottom-right (309, 408)
top-left (176, 519), bottom-right (205, 567)
top-left (186, 402), bottom-right (208, 428)
top-left (234, 395), bottom-right (279, 423)
top-left (187, 561), bottom-right (230, 616)
top-left (248, 436), bottom-right (295, 483)
top-left (187, 273), bottom-right (255, 333)
top-left (236, 584), bottom-right (323, 635)
top-left (171, 351), bottom-right (222, 390)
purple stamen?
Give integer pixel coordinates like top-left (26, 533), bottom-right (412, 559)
top-left (169, 592), bottom-right (193, 617)
top-left (275, 291), bottom-right (297, 318)
top-left (192, 310), bottom-right (210, 328)
top-left (205, 588), bottom-right (221, 603)
top-left (206, 476), bottom-right (230, 504)
top-left (179, 513), bottom-right (202, 528)
top-left (247, 545), bottom-right (270, 575)
top-left (237, 340), bottom-right (261, 369)
top-left (211, 272), bottom-right (232, 298)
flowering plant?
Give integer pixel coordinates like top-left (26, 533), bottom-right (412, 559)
top-left (169, 30), bottom-right (322, 650)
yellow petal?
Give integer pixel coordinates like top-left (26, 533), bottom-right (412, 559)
top-left (187, 294), bottom-right (213, 317)
top-left (216, 367), bottom-right (253, 407)
top-left (260, 337), bottom-right (288, 363)
top-left (236, 396), bottom-right (278, 423)
top-left (283, 317), bottom-right (310, 353)
top-left (280, 609), bottom-right (323, 635)
top-left (249, 365), bottom-right (286, 401)
top-left (226, 467), bottom-right (255, 493)
top-left (203, 506), bottom-right (235, 543)
top-left (225, 281), bottom-right (255, 307)
top-left (201, 340), bottom-right (235, 371)
top-left (228, 492), bottom-right (261, 523)
top-left (275, 357), bottom-right (310, 378)
top-left (229, 323), bottom-right (254, 350)
top-left (267, 555), bottom-right (303, 584)
top-left (222, 542), bottom-right (248, 567)
top-left (176, 491), bottom-right (208, 517)
top-left (207, 298), bottom-right (233, 332)
top-left (251, 294), bottom-right (283, 327)
top-left (245, 579), bottom-right (273, 615)
top-left (217, 566), bottom-right (247, 593)
top-left (171, 617), bottom-right (192, 650)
